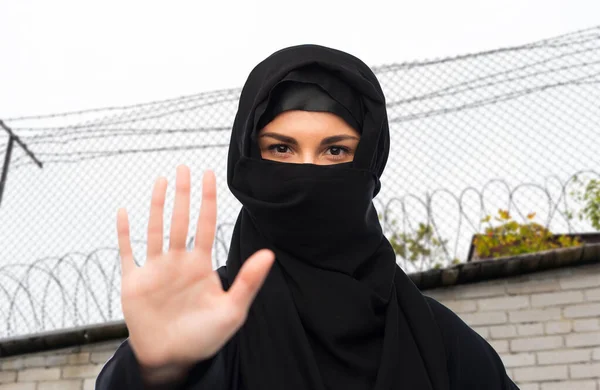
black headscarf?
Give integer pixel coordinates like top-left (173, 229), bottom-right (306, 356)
top-left (226, 45), bottom-right (449, 390)
top-left (254, 76), bottom-right (364, 134)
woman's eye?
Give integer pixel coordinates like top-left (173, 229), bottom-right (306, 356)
top-left (329, 147), bottom-right (342, 155)
top-left (325, 146), bottom-right (349, 156)
top-left (268, 144), bottom-right (291, 154)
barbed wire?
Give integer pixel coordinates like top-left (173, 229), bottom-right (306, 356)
top-left (1, 173), bottom-right (598, 338)
top-left (26, 126), bottom-right (231, 144)
top-left (372, 26), bottom-right (600, 72)
top-left (3, 87), bottom-right (242, 123)
top-left (9, 144), bottom-right (230, 170)
top-left (3, 32), bottom-right (598, 170)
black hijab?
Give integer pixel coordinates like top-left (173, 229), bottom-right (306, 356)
top-left (226, 45), bottom-right (449, 390)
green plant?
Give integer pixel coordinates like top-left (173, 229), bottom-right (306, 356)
top-left (474, 209), bottom-right (581, 259)
top-left (571, 176), bottom-right (600, 231)
top-left (385, 219), bottom-right (460, 269)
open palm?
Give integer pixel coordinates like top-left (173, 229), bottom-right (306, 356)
top-left (117, 166), bottom-right (274, 369)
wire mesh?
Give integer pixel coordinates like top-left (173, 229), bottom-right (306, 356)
top-left (1, 26), bottom-right (600, 339)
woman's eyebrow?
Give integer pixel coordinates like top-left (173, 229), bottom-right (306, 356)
top-left (320, 135), bottom-right (360, 145)
top-left (259, 132), bottom-right (298, 145)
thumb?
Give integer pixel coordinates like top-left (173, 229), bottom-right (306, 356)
top-left (227, 249), bottom-right (275, 311)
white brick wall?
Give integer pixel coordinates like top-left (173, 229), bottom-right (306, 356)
top-left (427, 263), bottom-right (600, 389)
top-left (0, 263), bottom-right (598, 389)
top-left (0, 341), bottom-right (122, 390)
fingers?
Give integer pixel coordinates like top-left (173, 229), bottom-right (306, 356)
top-left (228, 250), bottom-right (275, 312)
top-left (147, 177), bottom-right (168, 258)
top-left (169, 165), bottom-right (191, 251)
top-left (117, 208), bottom-right (135, 276)
top-left (194, 171), bottom-right (217, 257)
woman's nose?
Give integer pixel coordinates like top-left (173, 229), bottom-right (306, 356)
top-left (301, 153), bottom-right (317, 164)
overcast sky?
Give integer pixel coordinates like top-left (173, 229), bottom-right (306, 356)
top-left (1, 0), bottom-right (599, 118)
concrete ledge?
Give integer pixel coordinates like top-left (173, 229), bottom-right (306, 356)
top-left (0, 320), bottom-right (127, 358)
top-left (1, 243), bottom-right (599, 358)
top-left (411, 243), bottom-right (600, 290)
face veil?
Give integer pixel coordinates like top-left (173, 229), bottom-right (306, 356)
top-left (225, 45), bottom-right (449, 390)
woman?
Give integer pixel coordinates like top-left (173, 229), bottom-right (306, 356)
top-left (96, 45), bottom-right (518, 389)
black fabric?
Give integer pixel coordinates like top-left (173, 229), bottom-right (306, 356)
top-left (225, 44), bottom-right (449, 390)
top-left (95, 267), bottom-right (519, 389)
top-left (254, 78), bottom-right (364, 133)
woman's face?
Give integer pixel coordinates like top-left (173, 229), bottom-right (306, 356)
top-left (258, 110), bottom-right (360, 165)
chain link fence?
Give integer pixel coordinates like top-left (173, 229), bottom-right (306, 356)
top-left (1, 26), bottom-right (600, 339)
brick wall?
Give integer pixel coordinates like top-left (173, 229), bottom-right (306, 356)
top-left (0, 263), bottom-right (598, 390)
top-left (0, 340), bottom-right (123, 390)
top-left (426, 263), bottom-right (600, 390)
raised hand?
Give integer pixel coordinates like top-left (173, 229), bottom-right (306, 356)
top-left (117, 165), bottom-right (274, 370)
